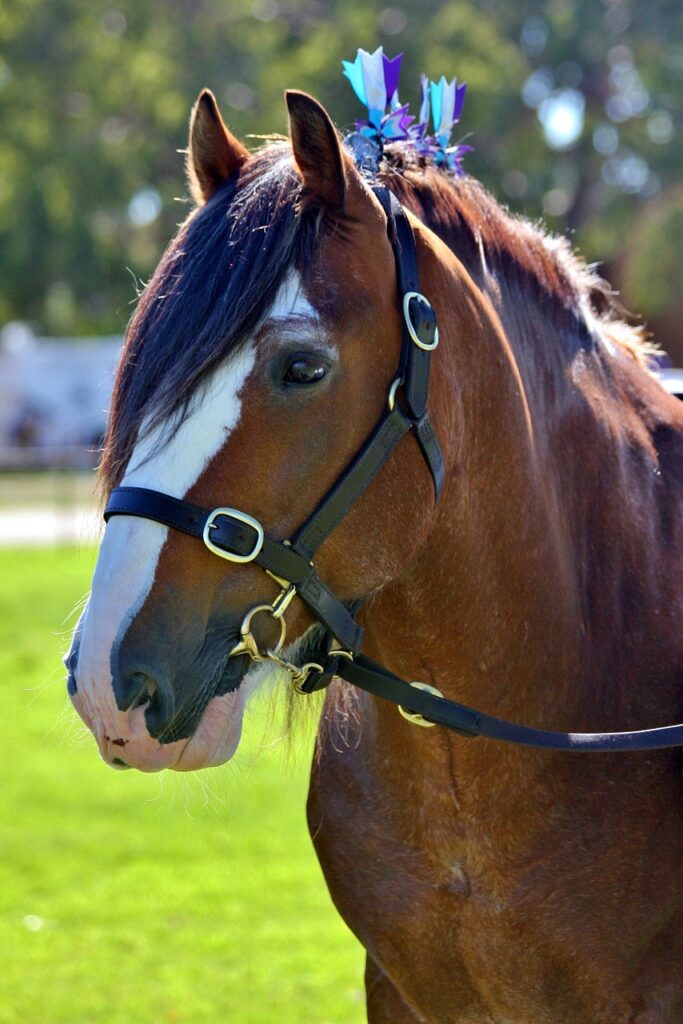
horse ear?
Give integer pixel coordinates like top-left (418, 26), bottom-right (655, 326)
top-left (186, 89), bottom-right (249, 205)
top-left (286, 90), bottom-right (348, 211)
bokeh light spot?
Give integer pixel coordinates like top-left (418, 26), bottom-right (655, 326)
top-left (539, 89), bottom-right (585, 150)
top-left (520, 16), bottom-right (548, 57)
top-left (593, 123), bottom-right (619, 156)
top-left (647, 111), bottom-right (673, 145)
top-left (522, 69), bottom-right (554, 109)
top-left (379, 8), bottom-right (408, 35)
top-left (127, 188), bottom-right (162, 228)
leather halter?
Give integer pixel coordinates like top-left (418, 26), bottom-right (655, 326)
top-left (105, 188), bottom-right (683, 753)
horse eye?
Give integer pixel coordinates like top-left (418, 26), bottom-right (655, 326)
top-left (283, 357), bottom-right (327, 386)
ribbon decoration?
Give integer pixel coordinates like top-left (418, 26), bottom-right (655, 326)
top-left (341, 47), bottom-right (471, 175)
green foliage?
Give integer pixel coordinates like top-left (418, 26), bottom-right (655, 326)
top-left (1, 0), bottom-right (681, 335)
top-left (0, 545), bottom-right (364, 1024)
top-left (621, 188), bottom-right (683, 316)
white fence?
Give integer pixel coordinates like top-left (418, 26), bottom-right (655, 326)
top-left (0, 455), bottom-right (101, 546)
top-left (0, 329), bottom-right (121, 470)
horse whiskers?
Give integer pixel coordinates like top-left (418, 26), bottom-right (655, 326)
top-left (53, 592), bottom-right (90, 638)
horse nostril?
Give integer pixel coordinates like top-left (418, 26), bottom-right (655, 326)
top-left (114, 670), bottom-right (158, 712)
top-left (64, 648), bottom-right (79, 694)
top-left (130, 673), bottom-right (157, 709)
top-left (113, 663), bottom-right (175, 739)
top-left (63, 648), bottom-right (78, 671)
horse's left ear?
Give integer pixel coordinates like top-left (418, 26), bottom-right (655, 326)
top-left (187, 89), bottom-right (250, 205)
top-left (286, 90), bottom-right (348, 211)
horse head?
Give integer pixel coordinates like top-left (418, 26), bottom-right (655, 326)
top-left (65, 89), bottom-right (455, 772)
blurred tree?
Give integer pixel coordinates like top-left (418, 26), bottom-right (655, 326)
top-left (0, 0), bottom-right (680, 343)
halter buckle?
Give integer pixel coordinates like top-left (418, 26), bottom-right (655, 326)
top-left (203, 508), bottom-right (264, 563)
top-left (403, 292), bottom-right (439, 351)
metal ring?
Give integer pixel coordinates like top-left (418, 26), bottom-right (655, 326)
top-left (402, 292), bottom-right (439, 351)
top-left (398, 681), bottom-right (443, 728)
top-left (328, 648), bottom-right (354, 662)
top-left (387, 376), bottom-right (404, 412)
top-left (240, 603), bottom-right (287, 658)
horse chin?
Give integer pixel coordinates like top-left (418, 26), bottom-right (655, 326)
top-left (169, 688), bottom-right (249, 771)
top-left (72, 638), bottom-right (296, 774)
top-left (170, 658), bottom-right (280, 771)
top-left (78, 688), bottom-right (249, 774)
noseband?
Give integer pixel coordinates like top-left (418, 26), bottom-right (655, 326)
top-left (105, 188), bottom-right (683, 754)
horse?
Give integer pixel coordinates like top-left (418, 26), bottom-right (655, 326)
top-left (65, 85), bottom-right (683, 1022)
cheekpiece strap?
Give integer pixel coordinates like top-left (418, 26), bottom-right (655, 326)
top-left (373, 187), bottom-right (444, 498)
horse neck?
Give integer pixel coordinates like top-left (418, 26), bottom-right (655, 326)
top-left (357, 211), bottom-right (673, 791)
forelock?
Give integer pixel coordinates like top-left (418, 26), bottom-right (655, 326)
top-left (101, 142), bottom-right (321, 490)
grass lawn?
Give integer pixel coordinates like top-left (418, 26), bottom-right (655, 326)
top-left (0, 546), bottom-right (365, 1024)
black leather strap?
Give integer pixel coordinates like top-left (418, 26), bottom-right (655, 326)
top-left (105, 485), bottom-right (224, 542)
top-left (310, 651), bottom-right (683, 752)
top-left (374, 187), bottom-right (443, 498)
top-left (292, 406), bottom-right (412, 560)
top-left (413, 415), bottom-right (445, 498)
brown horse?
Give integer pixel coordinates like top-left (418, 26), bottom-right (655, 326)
top-left (66, 87), bottom-right (683, 1022)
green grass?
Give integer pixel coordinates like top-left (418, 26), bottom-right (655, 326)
top-left (0, 547), bottom-right (365, 1024)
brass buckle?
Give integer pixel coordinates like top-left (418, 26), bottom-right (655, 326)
top-left (203, 508), bottom-right (264, 563)
top-left (398, 681), bottom-right (443, 728)
top-left (402, 292), bottom-right (439, 351)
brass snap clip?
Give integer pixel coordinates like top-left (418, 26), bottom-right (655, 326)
top-left (228, 603), bottom-right (287, 662)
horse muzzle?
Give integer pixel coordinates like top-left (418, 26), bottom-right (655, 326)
top-left (65, 622), bottom-right (255, 772)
